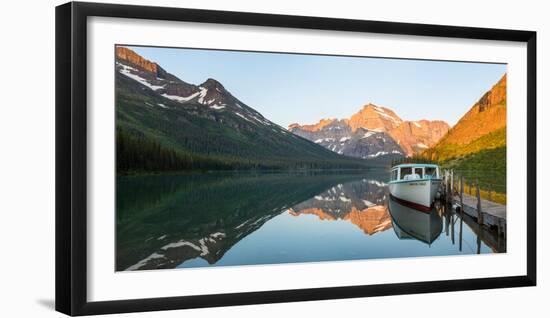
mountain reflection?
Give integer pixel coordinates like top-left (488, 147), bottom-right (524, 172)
top-left (288, 180), bottom-right (392, 235)
top-left (117, 172), bottom-right (368, 271)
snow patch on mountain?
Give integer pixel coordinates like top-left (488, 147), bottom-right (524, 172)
top-left (118, 62), bottom-right (165, 91)
top-left (197, 87), bottom-right (208, 104)
top-left (250, 115), bottom-right (272, 126)
top-left (235, 112), bottom-right (254, 123)
top-left (366, 151), bottom-right (389, 158)
top-left (375, 109), bottom-right (401, 124)
top-left (161, 91), bottom-right (200, 103)
top-left (161, 240), bottom-right (202, 251)
top-left (362, 131), bottom-right (377, 139)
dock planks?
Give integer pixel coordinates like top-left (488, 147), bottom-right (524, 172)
top-left (453, 193), bottom-right (506, 234)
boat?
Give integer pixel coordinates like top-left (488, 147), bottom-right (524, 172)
top-left (388, 163), bottom-right (442, 211)
top-left (388, 195), bottom-right (443, 245)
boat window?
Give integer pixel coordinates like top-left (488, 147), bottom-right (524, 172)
top-left (425, 167), bottom-right (437, 178)
top-left (391, 169), bottom-right (398, 181)
top-left (414, 167), bottom-right (424, 178)
top-left (400, 167), bottom-right (412, 180)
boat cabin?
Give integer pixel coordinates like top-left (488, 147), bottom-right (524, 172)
top-left (390, 164), bottom-right (440, 182)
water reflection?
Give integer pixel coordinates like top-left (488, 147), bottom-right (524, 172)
top-left (288, 180), bottom-right (392, 235)
top-left (388, 197), bottom-right (443, 244)
top-left (116, 171), bottom-right (504, 271)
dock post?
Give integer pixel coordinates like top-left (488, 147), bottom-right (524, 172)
top-left (445, 171), bottom-right (448, 203)
top-left (498, 218), bottom-right (506, 240)
top-left (446, 170), bottom-right (450, 204)
top-left (476, 178), bottom-right (483, 225)
top-left (443, 170), bottom-right (448, 204)
top-left (459, 216), bottom-right (463, 252)
top-left (460, 176), bottom-right (464, 216)
top-left (448, 171), bottom-right (451, 204)
top-left (445, 171), bottom-right (453, 204)
top-left (451, 214), bottom-right (455, 244)
top-left (450, 170), bottom-right (454, 196)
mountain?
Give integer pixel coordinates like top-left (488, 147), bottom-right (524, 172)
top-left (422, 74), bottom-right (507, 201)
top-left (289, 104), bottom-right (449, 158)
top-left (348, 103), bottom-right (403, 132)
top-left (390, 120), bottom-right (450, 155)
top-left (289, 118), bottom-right (403, 159)
top-left (115, 47), bottom-right (373, 173)
top-left (423, 74), bottom-right (506, 161)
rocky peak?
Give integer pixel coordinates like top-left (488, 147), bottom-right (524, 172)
top-left (388, 120), bottom-right (450, 156)
top-left (424, 73), bottom-right (507, 156)
top-left (116, 46), bottom-right (158, 74)
top-left (194, 78), bottom-right (238, 109)
top-left (200, 78), bottom-right (226, 92)
top-left (288, 118), bottom-right (337, 132)
top-left (288, 123), bottom-right (301, 130)
top-left (348, 103), bottom-right (403, 132)
top-left (477, 74), bottom-right (506, 113)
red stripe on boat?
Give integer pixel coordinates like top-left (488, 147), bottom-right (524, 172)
top-left (389, 193), bottom-right (433, 213)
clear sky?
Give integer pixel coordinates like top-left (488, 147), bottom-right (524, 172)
top-left (128, 45), bottom-right (506, 128)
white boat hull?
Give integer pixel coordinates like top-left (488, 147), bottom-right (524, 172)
top-left (388, 179), bottom-right (441, 210)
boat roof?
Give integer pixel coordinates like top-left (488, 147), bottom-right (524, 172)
top-left (391, 163), bottom-right (439, 169)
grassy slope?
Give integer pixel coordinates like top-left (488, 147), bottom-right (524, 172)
top-left (422, 126), bottom-right (507, 204)
top-left (440, 147), bottom-right (506, 203)
top-left (426, 127), bottom-right (506, 162)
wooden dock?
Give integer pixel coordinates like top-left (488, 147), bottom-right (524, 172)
top-left (453, 208), bottom-right (507, 253)
top-left (442, 169), bottom-right (506, 238)
top-left (452, 193), bottom-right (507, 238)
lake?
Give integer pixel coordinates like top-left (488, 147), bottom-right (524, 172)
top-left (116, 170), bottom-right (505, 271)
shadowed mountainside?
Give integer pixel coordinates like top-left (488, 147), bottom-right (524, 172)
top-left (115, 46), bottom-right (375, 174)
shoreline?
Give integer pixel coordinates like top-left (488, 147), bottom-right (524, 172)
top-left (116, 167), bottom-right (390, 178)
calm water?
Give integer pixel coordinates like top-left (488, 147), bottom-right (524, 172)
top-left (116, 170), bottom-right (505, 271)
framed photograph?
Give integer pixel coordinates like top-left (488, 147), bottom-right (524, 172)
top-left (55, 1), bottom-right (536, 316)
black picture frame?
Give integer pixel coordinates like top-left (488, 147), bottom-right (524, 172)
top-left (55, 1), bottom-right (537, 316)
